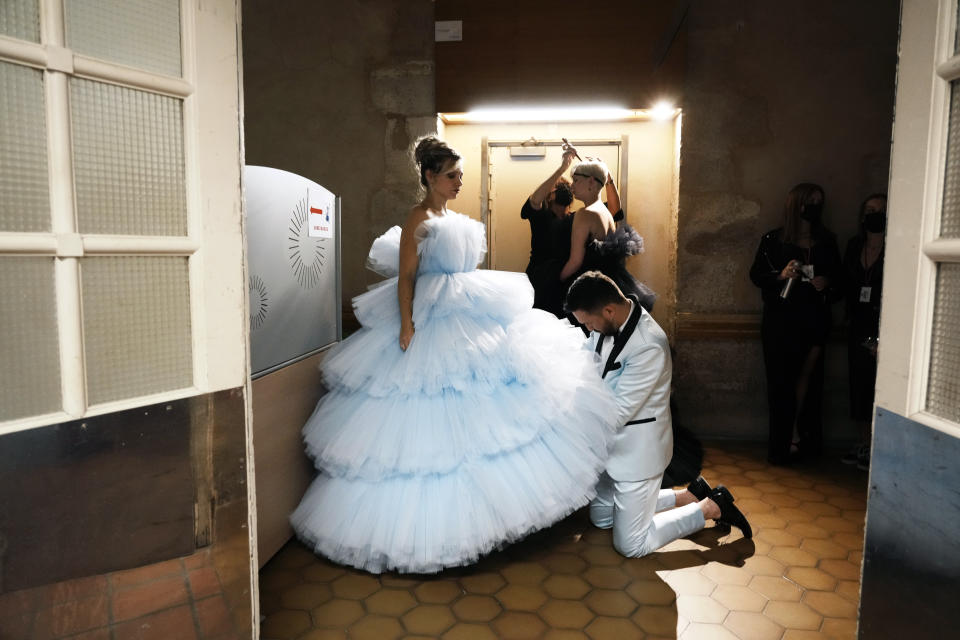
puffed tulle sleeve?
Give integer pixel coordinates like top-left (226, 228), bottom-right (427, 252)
top-left (365, 225), bottom-right (403, 277)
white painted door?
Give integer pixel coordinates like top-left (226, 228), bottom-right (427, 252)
top-left (0, 0), bottom-right (246, 434)
top-left (876, 0), bottom-right (960, 433)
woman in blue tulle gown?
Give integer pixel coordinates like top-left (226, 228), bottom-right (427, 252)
top-left (290, 137), bottom-right (619, 574)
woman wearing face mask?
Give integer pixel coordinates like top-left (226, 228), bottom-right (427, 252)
top-left (522, 144), bottom-right (627, 318)
top-left (840, 194), bottom-right (886, 471)
top-left (750, 183), bottom-right (843, 465)
top-left (522, 148), bottom-right (578, 317)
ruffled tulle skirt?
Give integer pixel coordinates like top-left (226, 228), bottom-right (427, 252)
top-left (291, 268), bottom-right (618, 573)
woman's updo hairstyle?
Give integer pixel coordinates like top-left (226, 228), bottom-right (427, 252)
top-left (414, 136), bottom-right (461, 188)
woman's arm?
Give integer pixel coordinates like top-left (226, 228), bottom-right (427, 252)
top-left (529, 149), bottom-right (576, 210)
top-left (560, 211), bottom-right (591, 281)
top-left (750, 233), bottom-right (792, 292)
top-left (397, 205), bottom-right (430, 351)
top-left (604, 173), bottom-right (622, 219)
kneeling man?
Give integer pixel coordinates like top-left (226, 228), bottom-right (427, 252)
top-left (565, 271), bottom-right (751, 557)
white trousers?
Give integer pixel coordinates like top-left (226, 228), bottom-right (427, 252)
top-left (590, 471), bottom-right (706, 558)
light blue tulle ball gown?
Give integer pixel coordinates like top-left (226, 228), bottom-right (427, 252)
top-left (290, 211), bottom-right (618, 574)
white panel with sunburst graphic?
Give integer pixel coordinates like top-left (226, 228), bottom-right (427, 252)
top-left (244, 166), bottom-right (341, 376)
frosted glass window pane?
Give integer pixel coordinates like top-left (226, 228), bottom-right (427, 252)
top-left (941, 82), bottom-right (960, 238)
top-left (0, 0), bottom-right (39, 42)
top-left (927, 263), bottom-right (960, 423)
top-left (82, 257), bottom-right (193, 405)
top-left (65, 0), bottom-right (181, 77)
top-left (0, 61), bottom-right (49, 232)
top-left (0, 258), bottom-right (61, 421)
top-left (71, 79), bottom-right (187, 236)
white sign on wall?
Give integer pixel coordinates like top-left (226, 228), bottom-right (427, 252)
top-left (308, 186), bottom-right (335, 238)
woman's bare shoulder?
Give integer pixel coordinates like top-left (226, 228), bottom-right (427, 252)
top-left (402, 205), bottom-right (431, 232)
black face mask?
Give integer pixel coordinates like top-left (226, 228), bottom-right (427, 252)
top-left (800, 201), bottom-right (823, 223)
top-left (864, 210), bottom-right (886, 233)
top-left (553, 183), bottom-right (574, 207)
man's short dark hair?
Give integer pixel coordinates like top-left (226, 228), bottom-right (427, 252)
top-left (565, 271), bottom-right (627, 313)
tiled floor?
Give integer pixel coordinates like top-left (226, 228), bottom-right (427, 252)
top-left (0, 547), bottom-right (245, 640)
top-left (259, 443), bottom-right (867, 639)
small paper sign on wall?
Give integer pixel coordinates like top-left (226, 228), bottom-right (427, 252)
top-left (308, 187), bottom-right (334, 238)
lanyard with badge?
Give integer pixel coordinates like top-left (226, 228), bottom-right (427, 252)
top-left (859, 242), bottom-right (882, 303)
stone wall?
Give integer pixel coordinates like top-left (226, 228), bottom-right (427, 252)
top-left (241, 0), bottom-right (436, 320)
top-left (673, 1), bottom-right (900, 441)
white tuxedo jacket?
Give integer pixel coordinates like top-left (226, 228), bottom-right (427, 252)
top-left (587, 299), bottom-right (673, 481)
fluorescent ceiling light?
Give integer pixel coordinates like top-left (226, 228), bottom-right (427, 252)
top-left (651, 101), bottom-right (676, 120)
top-left (440, 105), bottom-right (679, 124)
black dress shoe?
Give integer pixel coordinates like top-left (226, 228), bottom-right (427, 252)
top-left (686, 476), bottom-right (712, 501)
top-left (709, 486), bottom-right (752, 539)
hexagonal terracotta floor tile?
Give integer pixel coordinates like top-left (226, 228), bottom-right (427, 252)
top-left (459, 572), bottom-right (506, 595)
top-left (819, 559), bottom-right (861, 581)
top-left (802, 590), bottom-right (858, 618)
top-left (363, 588), bottom-right (417, 616)
top-left (584, 616), bottom-right (644, 639)
top-left (441, 622), bottom-right (500, 640)
top-left (625, 579), bottom-right (676, 606)
top-left (311, 598), bottom-right (364, 628)
top-left (495, 585), bottom-right (548, 611)
top-left (676, 594), bottom-right (728, 624)
top-left (347, 614), bottom-right (403, 640)
top-left (330, 574), bottom-right (379, 600)
top-left (711, 584), bottom-right (767, 612)
top-left (580, 546), bottom-right (627, 567)
top-left (300, 563), bottom-right (346, 583)
top-left (769, 547), bottom-right (818, 568)
top-left (662, 570), bottom-right (716, 596)
top-left (280, 583), bottom-right (333, 610)
top-left (700, 561), bottom-right (751, 586)
top-left (583, 589), bottom-right (637, 617)
top-left (762, 600), bottom-right (822, 631)
top-left (402, 604), bottom-right (457, 635)
top-left (539, 599), bottom-right (595, 629)
top-left (542, 574), bottom-right (592, 600)
top-left (451, 595), bottom-right (501, 622)
top-left (784, 567), bottom-right (837, 591)
top-left (748, 576), bottom-right (802, 602)
top-left (784, 522), bottom-right (830, 540)
top-left (500, 562), bottom-right (549, 586)
top-left (581, 567), bottom-right (629, 590)
top-left (631, 604), bottom-right (677, 635)
top-left (541, 553), bottom-right (588, 575)
top-left (724, 611), bottom-right (784, 640)
top-left (491, 611), bottom-right (547, 639)
top-left (261, 609), bottom-right (311, 639)
top-left (414, 580), bottom-right (462, 604)
top-left (679, 622), bottom-right (740, 639)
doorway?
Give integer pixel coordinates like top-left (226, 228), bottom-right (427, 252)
top-left (486, 139), bottom-right (622, 273)
top-left (441, 118), bottom-right (680, 335)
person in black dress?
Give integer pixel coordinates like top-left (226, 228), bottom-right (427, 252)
top-left (750, 183), bottom-right (843, 465)
top-left (840, 193), bottom-right (886, 470)
top-left (558, 153), bottom-right (655, 312)
top-left (522, 143), bottom-right (629, 317)
top-left (521, 148), bottom-right (577, 317)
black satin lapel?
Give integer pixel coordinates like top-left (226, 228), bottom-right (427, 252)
top-left (602, 296), bottom-right (642, 378)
